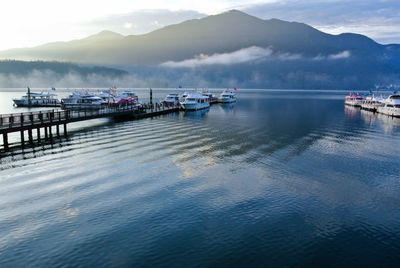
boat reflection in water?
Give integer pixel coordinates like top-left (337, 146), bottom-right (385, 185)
top-left (219, 102), bottom-right (236, 111)
top-left (360, 108), bottom-right (400, 133)
top-left (344, 105), bottom-right (361, 119)
top-left (182, 107), bottom-right (210, 119)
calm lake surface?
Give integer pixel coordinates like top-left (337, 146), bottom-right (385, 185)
top-left (1, 89), bottom-right (400, 267)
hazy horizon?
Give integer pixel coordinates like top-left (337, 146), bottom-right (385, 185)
top-left (1, 0), bottom-right (400, 51)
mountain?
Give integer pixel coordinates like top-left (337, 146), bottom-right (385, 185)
top-left (0, 10), bottom-right (399, 89)
top-left (0, 10), bottom-right (395, 65)
top-left (0, 60), bottom-right (128, 76)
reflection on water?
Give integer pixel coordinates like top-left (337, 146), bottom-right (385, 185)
top-left (182, 108), bottom-right (210, 119)
top-left (1, 89), bottom-right (400, 267)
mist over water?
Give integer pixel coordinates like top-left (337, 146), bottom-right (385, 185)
top-left (0, 89), bottom-right (400, 267)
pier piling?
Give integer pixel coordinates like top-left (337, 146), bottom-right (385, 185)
top-left (3, 133), bottom-right (8, 150)
top-left (28, 129), bottom-right (33, 144)
top-left (20, 131), bottom-right (25, 145)
top-left (37, 128), bottom-right (41, 142)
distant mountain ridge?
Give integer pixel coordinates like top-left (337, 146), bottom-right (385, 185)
top-left (0, 10), bottom-right (396, 65)
top-left (0, 60), bottom-right (127, 76)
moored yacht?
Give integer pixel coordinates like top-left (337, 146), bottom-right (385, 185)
top-left (61, 91), bottom-right (105, 109)
top-left (377, 94), bottom-right (400, 117)
top-left (344, 93), bottom-right (364, 107)
top-left (117, 90), bottom-right (138, 104)
top-left (180, 92), bottom-right (210, 110)
top-left (13, 89), bottom-right (60, 107)
top-left (218, 89), bottom-right (237, 103)
top-left (360, 95), bottom-right (384, 112)
top-left (163, 93), bottom-right (180, 106)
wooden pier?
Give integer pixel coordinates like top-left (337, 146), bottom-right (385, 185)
top-left (0, 104), bottom-right (179, 150)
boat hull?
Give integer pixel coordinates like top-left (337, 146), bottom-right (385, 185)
top-left (13, 99), bottom-right (60, 107)
top-left (218, 97), bottom-right (236, 103)
top-left (61, 103), bottom-right (104, 110)
top-left (181, 102), bottom-right (210, 111)
top-left (377, 107), bottom-right (400, 117)
top-left (344, 100), bottom-right (363, 107)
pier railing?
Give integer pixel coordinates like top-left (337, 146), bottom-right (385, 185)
top-left (0, 103), bottom-right (180, 130)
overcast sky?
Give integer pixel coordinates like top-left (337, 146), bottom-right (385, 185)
top-left (1, 0), bottom-right (399, 50)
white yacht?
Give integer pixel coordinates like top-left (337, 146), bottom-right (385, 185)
top-left (117, 90), bottom-right (139, 104)
top-left (61, 91), bottom-right (105, 109)
top-left (344, 93), bottom-right (364, 107)
top-left (219, 89), bottom-right (237, 103)
top-left (98, 89), bottom-right (117, 105)
top-left (360, 95), bottom-right (384, 112)
top-left (163, 93), bottom-right (180, 106)
top-left (180, 92), bottom-right (210, 110)
top-left (13, 90), bottom-right (60, 107)
top-left (377, 94), bottom-right (400, 117)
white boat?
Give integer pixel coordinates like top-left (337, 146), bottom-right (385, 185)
top-left (344, 93), bottom-right (364, 107)
top-left (180, 92), bottom-right (210, 110)
top-left (377, 94), bottom-right (400, 117)
top-left (98, 89), bottom-right (118, 105)
top-left (163, 93), bottom-right (180, 106)
top-left (201, 89), bottom-right (218, 103)
top-left (61, 91), bottom-right (105, 109)
top-left (13, 90), bottom-right (60, 107)
top-left (360, 95), bottom-right (384, 112)
top-left (218, 89), bottom-right (237, 103)
top-left (117, 90), bottom-right (138, 104)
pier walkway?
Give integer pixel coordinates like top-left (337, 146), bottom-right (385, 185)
top-left (0, 104), bottom-right (179, 150)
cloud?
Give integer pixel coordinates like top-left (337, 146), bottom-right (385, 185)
top-left (313, 50), bottom-right (351, 60)
top-left (242, 0), bottom-right (400, 44)
top-left (328, 50), bottom-right (351, 59)
top-left (84, 9), bottom-right (206, 36)
top-left (161, 47), bottom-right (353, 68)
top-left (161, 46), bottom-right (273, 67)
top-left (162, 46), bottom-right (301, 68)
top-left (0, 70), bottom-right (166, 88)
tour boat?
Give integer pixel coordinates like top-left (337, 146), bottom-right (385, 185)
top-left (13, 90), bottom-right (60, 107)
top-left (360, 95), bottom-right (384, 112)
top-left (377, 94), bottom-right (400, 117)
top-left (117, 90), bottom-right (139, 104)
top-left (218, 89), bottom-right (237, 103)
top-left (180, 92), bottom-right (210, 110)
top-left (98, 89), bottom-right (117, 105)
top-left (61, 91), bottom-right (105, 109)
top-left (163, 93), bottom-right (180, 106)
top-left (344, 93), bottom-right (364, 107)
top-left (201, 89), bottom-right (218, 103)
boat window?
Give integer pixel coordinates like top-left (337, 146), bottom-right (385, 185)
top-left (387, 104), bottom-right (394, 107)
top-left (395, 105), bottom-right (400, 108)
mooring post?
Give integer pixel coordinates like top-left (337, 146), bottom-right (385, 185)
top-left (28, 129), bottom-right (33, 144)
top-left (3, 133), bottom-right (9, 150)
top-left (63, 124), bottom-right (67, 136)
top-left (37, 128), bottom-right (41, 142)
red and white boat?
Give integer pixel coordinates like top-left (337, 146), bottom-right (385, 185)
top-left (344, 93), bottom-right (365, 107)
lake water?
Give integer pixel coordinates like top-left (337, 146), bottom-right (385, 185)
top-left (1, 89), bottom-right (400, 267)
